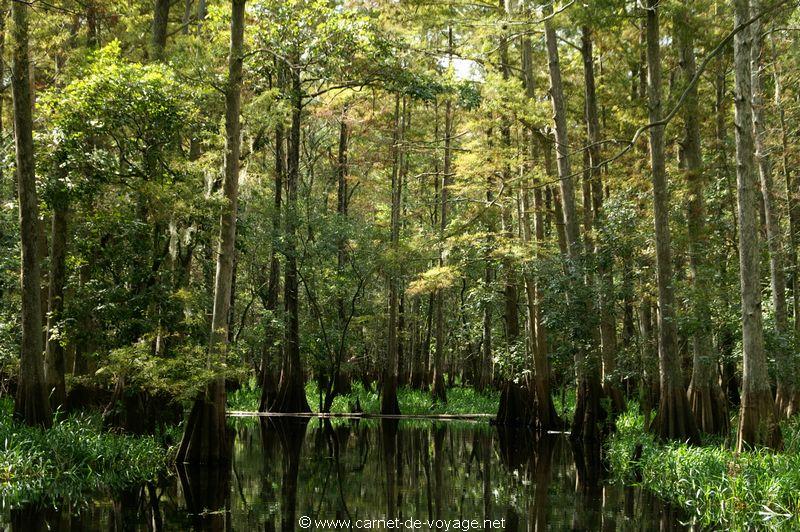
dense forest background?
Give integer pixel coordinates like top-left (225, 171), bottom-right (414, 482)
top-left (2, 0), bottom-right (800, 467)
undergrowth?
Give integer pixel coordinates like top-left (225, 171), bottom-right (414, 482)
top-left (227, 378), bottom-right (500, 415)
top-left (0, 407), bottom-right (172, 506)
top-left (607, 406), bottom-right (800, 530)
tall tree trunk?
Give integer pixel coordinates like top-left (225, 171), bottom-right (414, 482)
top-left (381, 95), bottom-right (404, 415)
top-left (151, 0), bottom-right (170, 61)
top-left (581, 26), bottom-right (624, 415)
top-left (182, 0), bottom-right (193, 34)
top-left (44, 203), bottom-right (68, 411)
top-left (177, 0), bottom-right (245, 463)
top-left (259, 87), bottom-right (286, 412)
top-left (675, 7), bottom-right (728, 435)
top-left (733, 0), bottom-right (781, 450)
top-left (420, 292), bottom-right (434, 389)
top-left (273, 48), bottom-right (311, 414)
top-left (0, 1), bottom-right (4, 144)
top-left (645, 0), bottom-right (699, 444)
top-left (431, 48), bottom-right (451, 404)
top-left (638, 298), bottom-right (657, 427)
top-left (11, 0), bottom-right (51, 427)
top-left (327, 104), bottom-right (352, 407)
top-left (544, 5), bottom-right (602, 444)
top-left (750, 0), bottom-right (793, 417)
top-left (521, 34), bottom-right (560, 431)
top-left (771, 34), bottom-right (800, 414)
top-left (495, 12), bottom-right (529, 426)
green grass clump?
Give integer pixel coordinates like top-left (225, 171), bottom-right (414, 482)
top-left (607, 406), bottom-right (800, 529)
top-left (228, 376), bottom-right (261, 411)
top-left (327, 383), bottom-right (499, 415)
top-left (307, 381), bottom-right (500, 415)
top-left (228, 380), bottom-right (499, 415)
top-left (0, 411), bottom-right (171, 505)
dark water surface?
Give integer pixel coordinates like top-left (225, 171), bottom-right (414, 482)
top-left (1, 418), bottom-right (690, 531)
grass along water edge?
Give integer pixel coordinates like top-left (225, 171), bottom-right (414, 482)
top-left (0, 400), bottom-right (174, 506)
top-left (607, 405), bottom-right (800, 529)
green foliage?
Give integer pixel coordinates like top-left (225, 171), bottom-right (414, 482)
top-left (94, 339), bottom-right (244, 404)
top-left (0, 411), bottom-right (172, 506)
top-left (228, 376), bottom-right (262, 412)
top-left (227, 381), bottom-right (499, 416)
top-left (608, 406), bottom-right (800, 529)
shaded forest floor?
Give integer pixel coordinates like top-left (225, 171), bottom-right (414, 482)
top-left (227, 380), bottom-right (577, 418)
top-left (227, 380), bottom-right (507, 416)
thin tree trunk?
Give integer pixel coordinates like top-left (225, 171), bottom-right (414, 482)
top-left (480, 126), bottom-right (496, 392)
top-left (259, 95), bottom-right (285, 412)
top-left (733, 0), bottom-right (781, 450)
top-left (581, 26), bottom-right (624, 415)
top-left (521, 33), bottom-right (560, 431)
top-left (177, 0), bottom-right (245, 463)
top-left (638, 298), bottom-right (657, 427)
top-left (431, 42), bottom-right (451, 403)
top-left (327, 104), bottom-right (352, 408)
top-left (273, 47), bottom-right (311, 414)
top-left (645, 0), bottom-right (699, 444)
top-left (151, 0), bottom-right (170, 61)
top-left (182, 0), bottom-right (193, 34)
top-left (750, 0), bottom-right (793, 417)
top-left (495, 12), bottom-right (529, 425)
top-left (675, 7), bottom-right (728, 435)
top-left (544, 4), bottom-right (602, 444)
top-left (381, 95), bottom-right (403, 415)
top-left (11, 0), bottom-right (51, 427)
top-left (771, 34), bottom-right (800, 414)
top-left (44, 203), bottom-right (68, 411)
top-left (420, 292), bottom-right (434, 389)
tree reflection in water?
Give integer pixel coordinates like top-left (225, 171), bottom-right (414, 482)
top-left (0, 419), bottom-right (689, 531)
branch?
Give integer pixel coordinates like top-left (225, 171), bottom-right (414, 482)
top-left (544, 0), bottom-right (797, 188)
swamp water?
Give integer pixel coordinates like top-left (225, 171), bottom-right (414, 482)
top-left (1, 418), bottom-right (689, 531)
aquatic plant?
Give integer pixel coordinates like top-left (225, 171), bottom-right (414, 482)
top-left (0, 411), bottom-right (171, 505)
top-left (607, 406), bottom-right (800, 529)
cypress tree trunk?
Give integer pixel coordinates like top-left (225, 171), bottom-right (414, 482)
top-left (381, 95), bottom-right (403, 415)
top-left (581, 26), bottom-right (624, 415)
top-left (259, 88), bottom-right (285, 412)
top-left (151, 0), bottom-right (170, 61)
top-left (518, 27), bottom-right (559, 431)
top-left (637, 298), bottom-right (657, 426)
top-left (533, 182), bottom-right (560, 428)
top-left (44, 203), bottom-right (68, 411)
top-left (733, 0), bottom-right (781, 450)
top-left (675, 7), bottom-right (728, 435)
top-left (771, 35), bottom-right (800, 415)
top-left (431, 89), bottom-right (450, 404)
top-left (480, 126), bottom-right (497, 392)
top-left (432, 30), bottom-right (452, 403)
top-left (495, 11), bottom-right (529, 425)
top-left (544, 4), bottom-right (602, 444)
top-left (750, 0), bottom-right (793, 417)
top-left (273, 48), bottom-right (311, 414)
top-left (177, 0), bottom-right (245, 464)
top-left (11, 0), bottom-right (51, 428)
top-left (326, 104), bottom-right (353, 408)
top-left (645, 0), bottom-right (699, 444)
